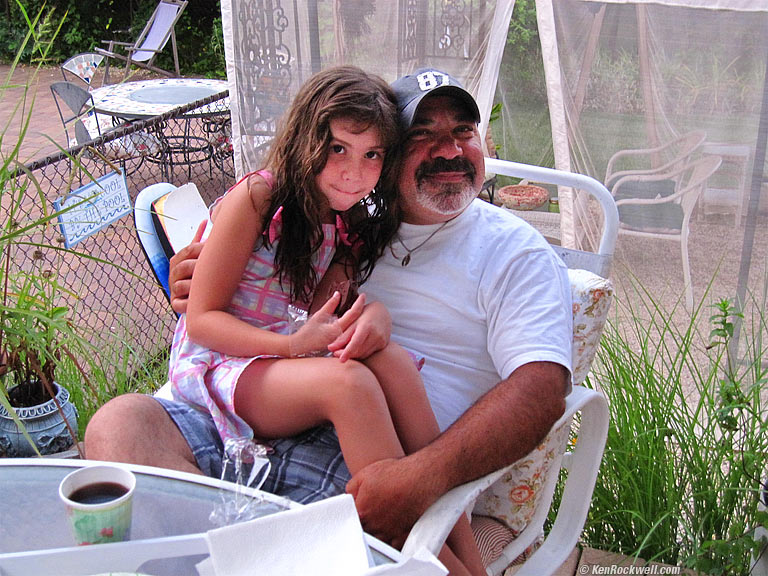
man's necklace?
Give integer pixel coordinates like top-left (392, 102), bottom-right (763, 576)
top-left (390, 221), bottom-right (450, 266)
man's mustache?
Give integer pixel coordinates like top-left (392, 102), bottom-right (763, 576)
top-left (415, 157), bottom-right (476, 181)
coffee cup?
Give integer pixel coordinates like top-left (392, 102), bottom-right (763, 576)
top-left (59, 464), bottom-right (136, 545)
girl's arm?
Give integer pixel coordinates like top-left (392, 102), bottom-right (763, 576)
top-left (185, 176), bottom-right (294, 357)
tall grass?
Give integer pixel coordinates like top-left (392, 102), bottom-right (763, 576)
top-left (583, 278), bottom-right (768, 574)
top-left (0, 2), bottom-right (169, 448)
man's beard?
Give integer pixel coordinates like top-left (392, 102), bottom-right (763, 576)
top-left (413, 158), bottom-right (478, 216)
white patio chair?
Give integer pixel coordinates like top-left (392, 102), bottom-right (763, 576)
top-left (96, 0), bottom-right (187, 83)
top-left (604, 130), bottom-right (706, 192)
top-left (401, 157), bottom-right (618, 576)
top-left (612, 154), bottom-right (722, 310)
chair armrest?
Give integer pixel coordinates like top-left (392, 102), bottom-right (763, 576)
top-left (611, 172), bottom-right (686, 206)
top-left (101, 40), bottom-right (134, 47)
top-left (605, 147), bottom-right (657, 183)
top-left (606, 164), bottom-right (675, 190)
top-left (401, 386), bottom-right (608, 570)
top-left (125, 46), bottom-right (163, 56)
top-left (487, 386), bottom-right (608, 576)
top-left (604, 136), bottom-right (685, 183)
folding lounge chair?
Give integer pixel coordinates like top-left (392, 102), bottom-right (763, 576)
top-left (401, 157), bottom-right (618, 576)
top-left (96, 0), bottom-right (187, 83)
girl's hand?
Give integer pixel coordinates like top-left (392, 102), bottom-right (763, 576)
top-left (327, 300), bottom-right (391, 362)
top-left (289, 292), bottom-right (366, 357)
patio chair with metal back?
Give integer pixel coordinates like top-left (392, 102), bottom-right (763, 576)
top-left (60, 52), bottom-right (105, 88)
top-left (50, 81), bottom-right (164, 167)
top-left (400, 157), bottom-right (617, 576)
top-left (50, 81), bottom-right (98, 149)
top-left (96, 0), bottom-right (188, 83)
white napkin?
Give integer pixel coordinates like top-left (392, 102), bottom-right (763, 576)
top-left (205, 494), bottom-right (369, 576)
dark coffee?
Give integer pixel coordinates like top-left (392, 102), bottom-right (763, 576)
top-left (68, 481), bottom-right (129, 505)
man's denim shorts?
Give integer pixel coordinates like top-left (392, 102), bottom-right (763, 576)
top-left (155, 397), bottom-right (351, 504)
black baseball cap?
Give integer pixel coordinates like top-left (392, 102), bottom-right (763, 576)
top-left (391, 68), bottom-right (481, 130)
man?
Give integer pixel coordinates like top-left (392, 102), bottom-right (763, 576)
top-left (85, 68), bottom-right (572, 549)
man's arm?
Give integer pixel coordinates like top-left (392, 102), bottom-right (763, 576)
top-left (346, 361), bottom-right (568, 547)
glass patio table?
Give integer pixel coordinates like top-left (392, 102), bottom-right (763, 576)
top-left (90, 78), bottom-right (231, 177)
top-left (0, 458), bottom-right (399, 575)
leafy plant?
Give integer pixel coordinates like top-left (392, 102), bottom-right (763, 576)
top-left (582, 278), bottom-right (768, 575)
top-left (0, 1), bottom-right (89, 455)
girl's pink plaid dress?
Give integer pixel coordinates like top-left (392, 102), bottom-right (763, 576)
top-left (168, 171), bottom-right (338, 444)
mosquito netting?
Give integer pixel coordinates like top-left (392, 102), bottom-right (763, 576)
top-left (530, 0), bottom-right (768, 322)
top-left (220, 0), bottom-right (514, 173)
top-left (220, 0), bottom-right (768, 327)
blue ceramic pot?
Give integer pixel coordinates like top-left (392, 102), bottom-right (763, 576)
top-left (0, 382), bottom-right (78, 457)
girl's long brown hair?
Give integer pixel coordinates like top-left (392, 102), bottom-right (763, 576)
top-left (262, 66), bottom-right (401, 304)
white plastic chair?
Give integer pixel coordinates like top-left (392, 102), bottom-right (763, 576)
top-left (613, 154), bottom-right (722, 310)
top-left (96, 0), bottom-right (187, 82)
top-left (604, 130), bottom-right (706, 191)
top-left (401, 158), bottom-right (618, 576)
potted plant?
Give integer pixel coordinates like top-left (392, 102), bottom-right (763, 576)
top-left (0, 262), bottom-right (80, 457)
top-left (0, 2), bottom-right (86, 457)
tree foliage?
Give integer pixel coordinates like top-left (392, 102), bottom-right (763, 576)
top-left (0, 0), bottom-right (225, 78)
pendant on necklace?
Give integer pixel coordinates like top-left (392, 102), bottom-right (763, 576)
top-left (401, 254), bottom-right (411, 266)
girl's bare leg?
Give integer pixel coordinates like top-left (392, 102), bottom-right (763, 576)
top-left (364, 343), bottom-right (487, 576)
top-left (234, 356), bottom-right (405, 475)
top-left (362, 343), bottom-right (440, 453)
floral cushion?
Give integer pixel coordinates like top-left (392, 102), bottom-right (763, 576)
top-left (569, 268), bottom-right (613, 385)
top-left (472, 417), bottom-right (571, 535)
top-left (470, 268), bottom-right (612, 565)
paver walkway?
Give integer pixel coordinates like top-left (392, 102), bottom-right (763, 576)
top-left (1, 63), bottom-right (64, 162)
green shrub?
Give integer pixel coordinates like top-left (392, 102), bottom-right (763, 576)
top-left (583, 280), bottom-right (768, 575)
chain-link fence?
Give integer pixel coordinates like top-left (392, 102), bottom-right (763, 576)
top-left (7, 90), bottom-right (235, 377)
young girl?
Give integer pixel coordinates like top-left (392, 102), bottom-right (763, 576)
top-left (168, 66), bottom-right (484, 575)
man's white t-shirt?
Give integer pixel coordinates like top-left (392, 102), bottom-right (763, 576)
top-left (364, 199), bottom-right (572, 431)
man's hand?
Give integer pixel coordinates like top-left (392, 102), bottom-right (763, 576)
top-left (327, 300), bottom-right (391, 362)
top-left (348, 362), bottom-right (568, 548)
top-left (169, 220), bottom-right (206, 315)
top-left (346, 456), bottom-right (443, 548)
